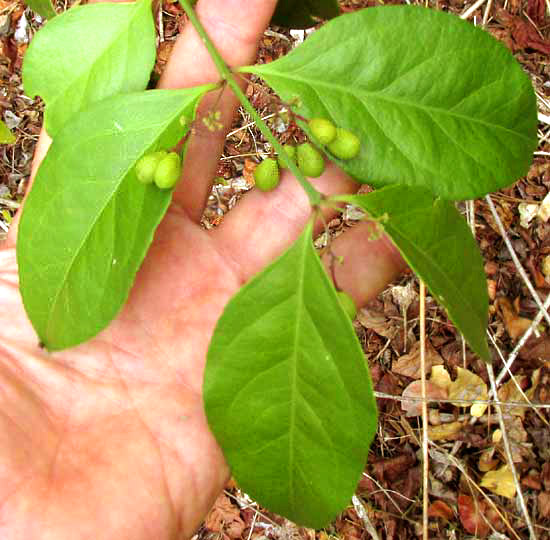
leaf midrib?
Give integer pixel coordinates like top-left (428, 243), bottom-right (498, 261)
top-left (245, 69), bottom-right (530, 141)
top-left (288, 229), bottom-right (310, 512)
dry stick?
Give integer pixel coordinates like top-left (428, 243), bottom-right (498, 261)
top-left (377, 390), bottom-right (550, 408)
top-left (362, 472), bottom-right (406, 514)
top-left (482, 0), bottom-right (493, 25)
top-left (487, 330), bottom-right (549, 428)
top-left (486, 363), bottom-right (537, 540)
top-left (485, 195), bottom-right (550, 327)
top-left (495, 290), bottom-right (550, 386)
top-left (430, 445), bottom-right (523, 540)
top-left (460, 0), bottom-right (488, 19)
top-left (223, 490), bottom-right (280, 527)
top-left (419, 280), bottom-right (429, 540)
top-left (352, 496), bottom-right (381, 540)
top-left (178, 0), bottom-right (321, 208)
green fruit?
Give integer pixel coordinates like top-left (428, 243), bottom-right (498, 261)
top-left (277, 144), bottom-right (296, 169)
top-left (154, 152), bottom-right (182, 189)
top-left (327, 128), bottom-right (361, 160)
top-left (135, 151), bottom-right (167, 184)
top-left (254, 158), bottom-right (280, 192)
top-left (337, 291), bottom-right (357, 320)
top-left (308, 118), bottom-right (337, 145)
top-left (296, 142), bottom-right (325, 178)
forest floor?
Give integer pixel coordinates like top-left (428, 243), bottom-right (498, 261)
top-left (1, 0), bottom-right (550, 538)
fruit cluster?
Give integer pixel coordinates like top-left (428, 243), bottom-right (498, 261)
top-left (135, 151), bottom-right (182, 189)
top-left (253, 118), bottom-right (360, 192)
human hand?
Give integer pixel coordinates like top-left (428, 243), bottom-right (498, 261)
top-left (0, 2), bottom-right (406, 538)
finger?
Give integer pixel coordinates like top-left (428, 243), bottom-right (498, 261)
top-left (211, 163), bottom-right (354, 276)
top-left (320, 221), bottom-right (407, 307)
top-left (211, 163), bottom-right (406, 304)
top-left (158, 0), bottom-right (277, 222)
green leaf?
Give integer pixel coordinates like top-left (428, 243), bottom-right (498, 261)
top-left (337, 186), bottom-right (490, 361)
top-left (25, 0), bottom-right (56, 19)
top-left (22, 0), bottom-right (156, 137)
top-left (272, 0), bottom-right (339, 29)
top-left (0, 120), bottom-right (15, 144)
top-left (244, 6), bottom-right (537, 200)
top-left (204, 222), bottom-right (377, 528)
top-left (17, 86), bottom-right (213, 350)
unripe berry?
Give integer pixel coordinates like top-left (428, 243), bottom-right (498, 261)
top-left (154, 152), bottom-right (181, 189)
top-left (296, 142), bottom-right (325, 178)
top-left (327, 128), bottom-right (361, 160)
top-left (254, 158), bottom-right (280, 192)
top-left (308, 118), bottom-right (337, 145)
top-left (135, 151), bottom-right (167, 184)
top-left (277, 144), bottom-right (297, 169)
top-left (337, 291), bottom-right (357, 320)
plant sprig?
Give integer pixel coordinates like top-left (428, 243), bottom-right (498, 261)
top-left (178, 0), bottom-right (322, 207)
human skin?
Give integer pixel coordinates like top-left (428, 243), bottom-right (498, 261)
top-left (0, 1), bottom-right (406, 539)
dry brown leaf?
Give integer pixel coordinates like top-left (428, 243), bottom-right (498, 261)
top-left (542, 463), bottom-right (550, 491)
top-left (427, 500), bottom-right (454, 521)
top-left (356, 307), bottom-right (397, 339)
top-left (538, 491), bottom-right (550, 519)
top-left (392, 340), bottom-right (443, 379)
top-left (401, 380), bottom-right (447, 417)
top-left (458, 494), bottom-right (490, 538)
top-left (428, 421), bottom-right (464, 441)
top-left (478, 447), bottom-right (499, 472)
top-left (520, 335), bottom-right (550, 361)
top-left (522, 469), bottom-right (542, 491)
top-left (430, 365), bottom-right (452, 391)
top-left (205, 493), bottom-right (245, 538)
top-left (501, 416), bottom-right (530, 463)
top-left (371, 453), bottom-right (416, 482)
top-left (496, 297), bottom-right (533, 340)
top-left (480, 465), bottom-right (517, 499)
top-left (448, 367), bottom-right (488, 417)
top-left (243, 158), bottom-right (256, 187)
top-left (496, 8), bottom-right (550, 54)
top-left (527, 0), bottom-right (546, 24)
top-left (498, 376), bottom-right (529, 417)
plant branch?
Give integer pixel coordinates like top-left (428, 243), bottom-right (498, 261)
top-left (178, 0), bottom-right (322, 207)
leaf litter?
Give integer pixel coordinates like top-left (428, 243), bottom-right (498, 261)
top-left (4, 0), bottom-right (550, 537)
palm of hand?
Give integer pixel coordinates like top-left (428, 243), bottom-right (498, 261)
top-left (0, 208), bottom-right (240, 539)
top-left (0, 1), bottom-right (405, 537)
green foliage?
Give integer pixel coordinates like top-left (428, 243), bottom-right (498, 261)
top-left (17, 1), bottom-right (539, 528)
top-left (154, 152), bottom-right (182, 189)
top-left (327, 128), bottom-right (361, 160)
top-left (17, 87), bottom-right (212, 350)
top-left (297, 142), bottom-right (325, 178)
top-left (22, 0), bottom-right (156, 137)
top-left (24, 0), bottom-right (56, 19)
top-left (337, 291), bottom-right (356, 320)
top-left (243, 5), bottom-right (538, 200)
top-left (0, 120), bottom-right (15, 144)
top-left (309, 117), bottom-right (337, 145)
top-left (205, 222), bottom-right (377, 528)
top-left (337, 186), bottom-right (490, 362)
top-left (272, 0), bottom-right (339, 29)
top-left (254, 158), bottom-right (280, 191)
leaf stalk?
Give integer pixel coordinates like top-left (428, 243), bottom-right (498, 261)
top-left (178, 0), bottom-right (322, 206)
